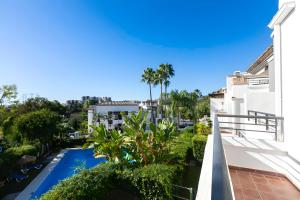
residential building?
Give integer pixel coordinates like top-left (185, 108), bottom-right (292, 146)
top-left (199, 1), bottom-right (300, 199)
top-left (88, 101), bottom-right (139, 132)
top-left (66, 99), bottom-right (82, 106)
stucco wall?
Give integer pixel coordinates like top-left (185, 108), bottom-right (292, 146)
top-left (244, 92), bottom-right (275, 114)
top-left (279, 5), bottom-right (300, 161)
top-left (210, 98), bottom-right (225, 118)
top-left (94, 105), bottom-right (139, 114)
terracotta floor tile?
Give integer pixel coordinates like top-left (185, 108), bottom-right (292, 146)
top-left (229, 167), bottom-right (300, 200)
top-left (252, 176), bottom-right (268, 184)
top-left (242, 188), bottom-right (261, 199)
top-left (255, 183), bottom-right (272, 193)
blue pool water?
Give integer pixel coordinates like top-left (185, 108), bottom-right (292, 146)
top-left (30, 148), bottom-right (106, 199)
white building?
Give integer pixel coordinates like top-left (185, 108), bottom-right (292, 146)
top-left (211, 45), bottom-right (275, 118)
top-left (268, 0), bottom-right (300, 162)
top-left (88, 101), bottom-right (139, 132)
top-left (199, 1), bottom-right (300, 199)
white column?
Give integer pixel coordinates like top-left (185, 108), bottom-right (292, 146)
top-left (273, 24), bottom-right (283, 117)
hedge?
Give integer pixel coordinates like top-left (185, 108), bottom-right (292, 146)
top-left (39, 163), bottom-right (117, 200)
top-left (122, 164), bottom-right (178, 200)
top-left (40, 163), bottom-right (179, 200)
top-left (192, 134), bottom-right (207, 162)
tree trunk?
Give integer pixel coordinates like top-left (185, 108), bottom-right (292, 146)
top-left (160, 82), bottom-right (163, 119)
top-left (149, 84), bottom-right (154, 124)
top-left (164, 85), bottom-right (167, 118)
top-left (177, 111), bottom-right (180, 129)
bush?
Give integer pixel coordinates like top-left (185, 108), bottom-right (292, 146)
top-left (123, 164), bottom-right (178, 200)
top-left (40, 163), bottom-right (179, 200)
top-left (194, 123), bottom-right (211, 135)
top-left (53, 138), bottom-right (87, 149)
top-left (0, 144), bottom-right (40, 178)
top-left (40, 163), bottom-right (116, 200)
top-left (170, 130), bottom-right (194, 164)
top-left (192, 134), bottom-right (207, 162)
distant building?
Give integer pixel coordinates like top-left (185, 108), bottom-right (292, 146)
top-left (66, 100), bottom-right (82, 106)
top-left (81, 96), bottom-right (100, 103)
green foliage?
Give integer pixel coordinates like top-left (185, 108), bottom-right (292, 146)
top-left (0, 143), bottom-right (40, 178)
top-left (0, 84), bottom-right (18, 106)
top-left (90, 124), bottom-right (127, 163)
top-left (195, 123), bottom-right (211, 135)
top-left (18, 97), bottom-right (66, 115)
top-left (170, 130), bottom-right (193, 162)
top-left (40, 163), bottom-right (178, 200)
top-left (123, 164), bottom-right (178, 200)
top-left (40, 163), bottom-right (117, 200)
top-left (15, 109), bottom-right (61, 143)
top-left (197, 96), bottom-right (210, 118)
top-left (86, 111), bottom-right (177, 165)
top-left (192, 134), bottom-right (207, 162)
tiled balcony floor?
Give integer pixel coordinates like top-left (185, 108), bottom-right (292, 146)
top-left (229, 166), bottom-right (300, 200)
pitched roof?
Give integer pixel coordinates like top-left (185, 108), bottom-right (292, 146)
top-left (247, 45), bottom-right (273, 74)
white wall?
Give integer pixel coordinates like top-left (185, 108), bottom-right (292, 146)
top-left (94, 105), bottom-right (139, 114)
top-left (244, 92), bottom-right (275, 114)
top-left (210, 98), bottom-right (225, 118)
top-left (278, 3), bottom-right (300, 161)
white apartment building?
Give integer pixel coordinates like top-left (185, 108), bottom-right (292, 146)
top-left (88, 101), bottom-right (139, 132)
top-left (199, 1), bottom-right (300, 199)
top-left (211, 45), bottom-right (275, 118)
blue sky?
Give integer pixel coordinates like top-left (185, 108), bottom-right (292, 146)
top-left (0, 0), bottom-right (277, 102)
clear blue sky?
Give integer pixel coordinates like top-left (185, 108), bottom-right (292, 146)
top-left (0, 0), bottom-right (277, 102)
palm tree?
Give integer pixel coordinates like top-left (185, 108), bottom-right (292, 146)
top-left (89, 124), bottom-right (126, 163)
top-left (141, 67), bottom-right (156, 123)
top-left (154, 67), bottom-right (165, 118)
top-left (161, 63), bottom-right (175, 100)
top-left (170, 90), bottom-right (183, 128)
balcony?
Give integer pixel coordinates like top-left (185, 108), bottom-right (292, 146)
top-left (232, 76), bottom-right (269, 87)
top-left (196, 113), bottom-right (300, 200)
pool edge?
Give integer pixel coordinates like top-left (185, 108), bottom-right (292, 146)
top-left (15, 149), bottom-right (70, 200)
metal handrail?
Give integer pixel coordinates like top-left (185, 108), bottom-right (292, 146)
top-left (211, 116), bottom-right (234, 200)
top-left (218, 113), bottom-right (283, 120)
top-left (217, 113), bottom-right (284, 142)
top-left (173, 184), bottom-right (193, 200)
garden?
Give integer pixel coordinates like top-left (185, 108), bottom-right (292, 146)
top-left (40, 110), bottom-right (211, 200)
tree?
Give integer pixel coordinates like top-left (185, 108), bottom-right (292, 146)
top-left (0, 84), bottom-right (18, 106)
top-left (160, 64), bottom-right (174, 101)
top-left (197, 96), bottom-right (210, 118)
top-left (16, 109), bottom-right (61, 143)
top-left (123, 110), bottom-right (150, 164)
top-left (154, 67), bottom-right (165, 118)
top-left (18, 97), bottom-right (66, 115)
top-left (141, 67), bottom-right (156, 123)
top-left (170, 90), bottom-right (184, 128)
top-left (188, 89), bottom-right (202, 126)
top-left (89, 124), bottom-right (126, 163)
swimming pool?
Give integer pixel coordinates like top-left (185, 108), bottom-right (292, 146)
top-left (29, 148), bottom-right (106, 199)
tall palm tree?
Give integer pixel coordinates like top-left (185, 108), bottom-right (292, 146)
top-left (154, 68), bottom-right (165, 118)
top-left (160, 63), bottom-right (174, 101)
top-left (141, 67), bottom-right (156, 123)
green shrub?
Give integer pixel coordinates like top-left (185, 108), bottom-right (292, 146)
top-left (53, 138), bottom-right (86, 149)
top-left (40, 163), bottom-right (178, 200)
top-left (123, 164), bottom-right (178, 200)
top-left (0, 144), bottom-right (40, 178)
top-left (195, 123), bottom-right (211, 135)
top-left (170, 130), bottom-right (193, 163)
top-left (192, 134), bottom-right (207, 162)
top-left (40, 163), bottom-right (116, 200)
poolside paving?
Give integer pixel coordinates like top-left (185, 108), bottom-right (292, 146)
top-left (229, 166), bottom-right (300, 200)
